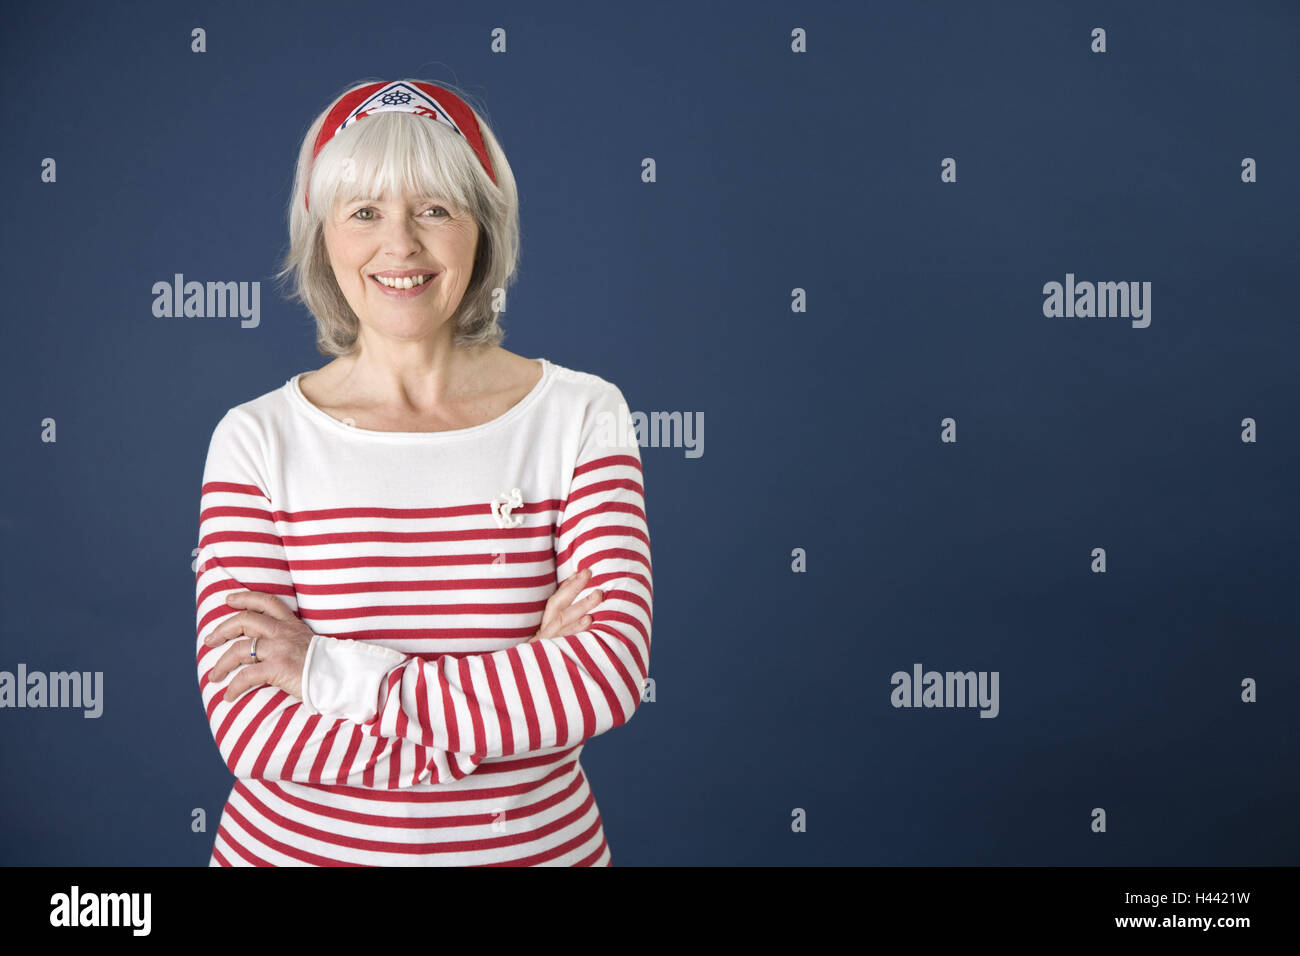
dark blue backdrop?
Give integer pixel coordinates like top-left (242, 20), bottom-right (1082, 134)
top-left (1, 0), bottom-right (1297, 865)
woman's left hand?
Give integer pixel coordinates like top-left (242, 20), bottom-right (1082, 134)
top-left (203, 590), bottom-right (315, 703)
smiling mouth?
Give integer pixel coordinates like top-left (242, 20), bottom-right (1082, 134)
top-left (371, 273), bottom-right (437, 289)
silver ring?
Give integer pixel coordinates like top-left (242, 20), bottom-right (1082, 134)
top-left (249, 637), bottom-right (260, 662)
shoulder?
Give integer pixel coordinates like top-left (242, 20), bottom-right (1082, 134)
top-left (203, 378), bottom-right (296, 468)
top-left (543, 359), bottom-right (631, 415)
top-left (542, 360), bottom-right (638, 457)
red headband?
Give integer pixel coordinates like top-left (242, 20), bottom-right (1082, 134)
top-left (305, 80), bottom-right (498, 210)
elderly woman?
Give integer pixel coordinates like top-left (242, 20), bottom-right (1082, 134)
top-left (193, 79), bottom-right (653, 866)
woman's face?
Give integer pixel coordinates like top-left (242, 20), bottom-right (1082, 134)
top-left (322, 188), bottom-right (479, 347)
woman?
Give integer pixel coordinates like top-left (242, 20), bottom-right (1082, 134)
top-left (194, 79), bottom-right (653, 866)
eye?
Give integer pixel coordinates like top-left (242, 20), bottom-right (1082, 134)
top-left (350, 205), bottom-right (447, 221)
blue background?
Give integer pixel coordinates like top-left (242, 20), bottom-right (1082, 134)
top-left (1, 0), bottom-right (1297, 865)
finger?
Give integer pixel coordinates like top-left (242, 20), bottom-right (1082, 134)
top-left (550, 572), bottom-right (597, 615)
top-left (556, 596), bottom-right (601, 634)
top-left (539, 571), bottom-right (590, 626)
top-left (224, 662), bottom-right (273, 702)
top-left (551, 615), bottom-right (592, 640)
top-left (225, 589), bottom-right (297, 622)
top-left (551, 587), bottom-right (602, 625)
top-left (204, 608), bottom-right (272, 648)
top-left (563, 607), bottom-right (596, 631)
top-left (555, 567), bottom-right (591, 597)
top-left (531, 598), bottom-right (592, 642)
top-left (203, 608), bottom-right (248, 648)
top-left (566, 589), bottom-right (604, 613)
top-left (529, 616), bottom-right (587, 643)
top-left (209, 637), bottom-right (256, 683)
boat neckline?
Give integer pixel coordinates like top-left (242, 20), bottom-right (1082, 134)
top-left (285, 357), bottom-right (554, 442)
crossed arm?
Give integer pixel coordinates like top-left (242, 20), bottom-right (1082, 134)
top-left (195, 395), bottom-right (652, 788)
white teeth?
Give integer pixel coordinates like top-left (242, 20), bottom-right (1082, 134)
top-left (374, 273), bottom-right (432, 289)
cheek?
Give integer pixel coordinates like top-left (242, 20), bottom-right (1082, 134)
top-left (324, 227), bottom-right (364, 274)
top-left (451, 232), bottom-right (480, 276)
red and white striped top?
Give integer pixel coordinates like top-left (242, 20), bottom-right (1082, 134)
top-left (194, 357), bottom-right (652, 866)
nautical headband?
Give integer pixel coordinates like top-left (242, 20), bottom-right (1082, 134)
top-left (305, 79), bottom-right (498, 210)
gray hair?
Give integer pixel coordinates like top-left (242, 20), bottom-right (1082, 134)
top-left (274, 79), bottom-right (520, 356)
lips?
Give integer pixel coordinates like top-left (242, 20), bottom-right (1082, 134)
top-left (369, 272), bottom-right (438, 297)
top-left (370, 272), bottom-right (437, 289)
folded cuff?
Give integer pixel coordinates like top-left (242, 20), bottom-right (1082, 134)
top-left (300, 634), bottom-right (406, 722)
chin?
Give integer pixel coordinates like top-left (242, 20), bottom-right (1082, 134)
top-left (364, 318), bottom-right (447, 341)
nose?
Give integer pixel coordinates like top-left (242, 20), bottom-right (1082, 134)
top-left (377, 211), bottom-right (423, 257)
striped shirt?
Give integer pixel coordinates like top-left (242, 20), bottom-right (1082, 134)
top-left (194, 357), bottom-right (652, 866)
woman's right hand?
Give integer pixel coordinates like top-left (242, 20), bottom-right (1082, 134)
top-left (530, 567), bottom-right (604, 642)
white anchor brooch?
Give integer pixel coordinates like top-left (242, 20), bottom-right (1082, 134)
top-left (490, 487), bottom-right (525, 529)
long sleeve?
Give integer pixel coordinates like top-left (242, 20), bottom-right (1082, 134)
top-left (195, 408), bottom-right (479, 787)
top-left (300, 381), bottom-right (654, 764)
